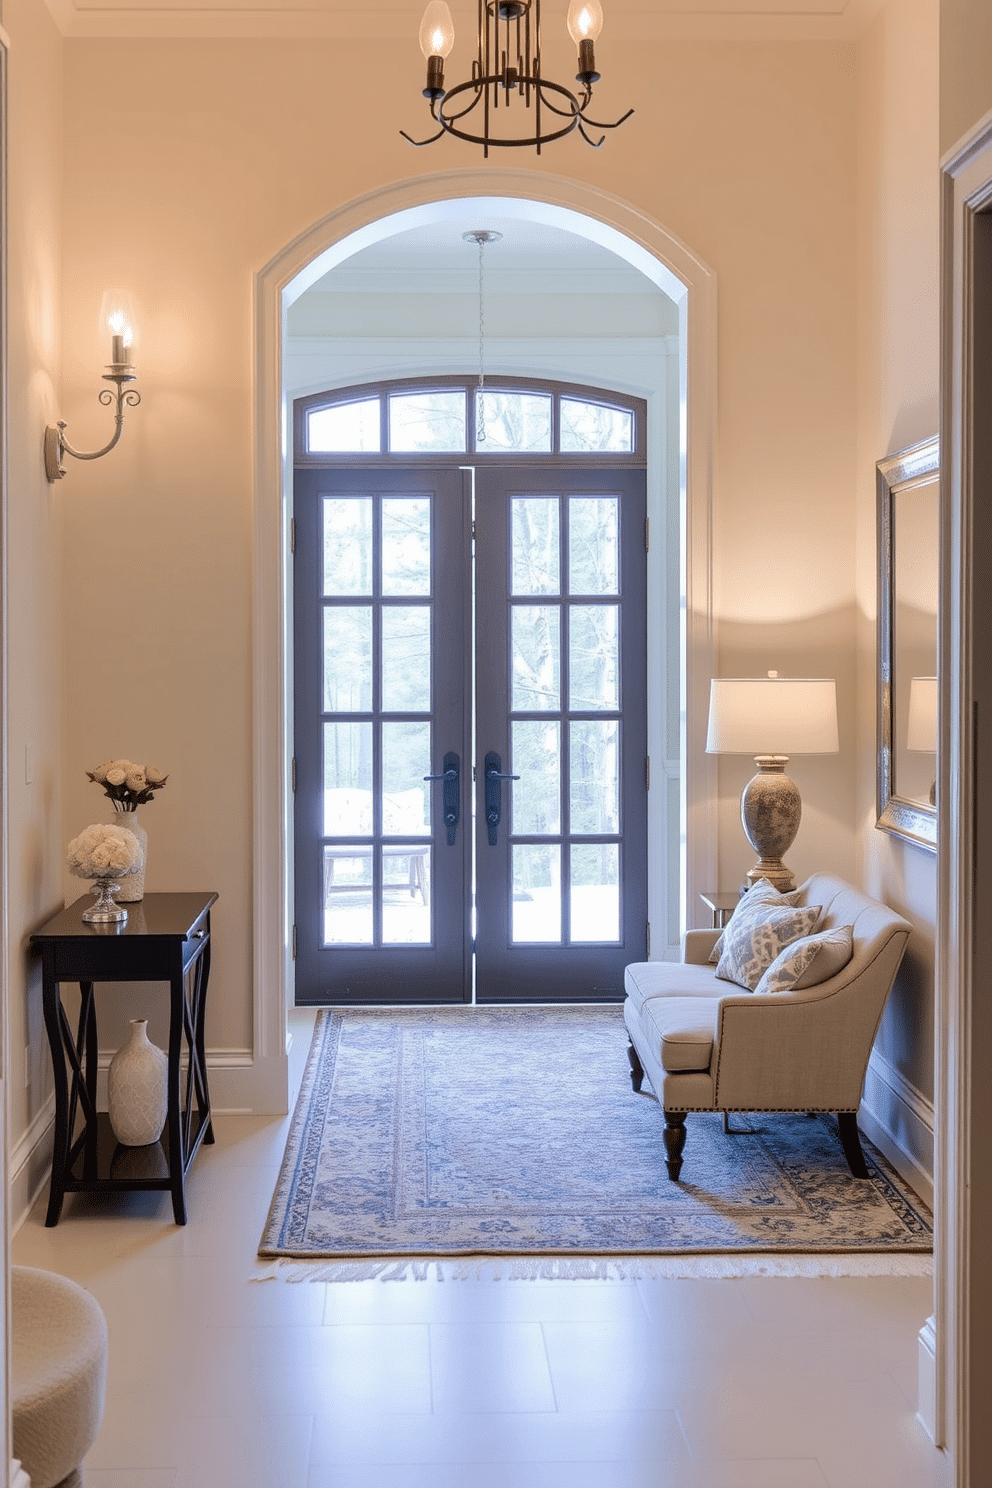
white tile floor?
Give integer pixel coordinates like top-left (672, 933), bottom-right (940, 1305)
top-left (12, 1009), bottom-right (940, 1488)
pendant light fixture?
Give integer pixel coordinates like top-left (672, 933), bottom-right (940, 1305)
top-left (403, 0), bottom-right (632, 156)
top-left (462, 229), bottom-right (502, 443)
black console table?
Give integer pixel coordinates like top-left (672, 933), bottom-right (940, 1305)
top-left (31, 891), bottom-right (218, 1226)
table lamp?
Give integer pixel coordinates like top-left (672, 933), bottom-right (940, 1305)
top-left (706, 671), bottom-right (839, 891)
top-left (907, 675), bottom-right (938, 806)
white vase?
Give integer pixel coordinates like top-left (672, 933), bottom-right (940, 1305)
top-left (109, 807), bottom-right (147, 902)
top-left (108, 1019), bottom-right (168, 1147)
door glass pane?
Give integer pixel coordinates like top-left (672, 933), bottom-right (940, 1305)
top-left (382, 497), bottom-right (431, 596)
top-left (382, 606), bottom-right (431, 712)
top-left (560, 398), bottom-right (634, 453)
top-left (512, 845), bottom-right (562, 943)
top-left (323, 846), bottom-right (373, 945)
top-left (569, 496), bottom-right (618, 595)
top-left (476, 391), bottom-right (552, 452)
top-left (511, 498), bottom-right (560, 596)
top-left (323, 723), bottom-right (373, 835)
top-left (512, 721), bottom-right (561, 835)
top-left (323, 497), bottom-right (372, 596)
top-left (570, 720), bottom-right (619, 834)
top-left (389, 391), bottom-right (466, 452)
top-left (382, 722), bottom-right (431, 838)
top-left (570, 844), bottom-right (620, 942)
top-left (569, 604), bottom-right (619, 711)
top-left (323, 607), bottom-right (372, 711)
top-left (309, 399), bottom-right (381, 454)
top-left (512, 605), bottom-right (561, 711)
top-left (382, 846), bottom-right (431, 945)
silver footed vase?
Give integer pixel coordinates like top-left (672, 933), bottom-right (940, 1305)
top-left (107, 1019), bottom-right (168, 1147)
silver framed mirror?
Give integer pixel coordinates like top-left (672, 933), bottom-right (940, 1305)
top-left (876, 436), bottom-right (938, 851)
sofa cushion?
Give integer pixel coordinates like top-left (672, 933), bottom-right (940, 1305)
top-left (639, 994), bottom-right (722, 1073)
top-left (624, 960), bottom-right (729, 1009)
top-left (708, 878), bottom-right (805, 963)
top-left (754, 924), bottom-right (854, 994)
top-left (715, 901), bottom-right (822, 990)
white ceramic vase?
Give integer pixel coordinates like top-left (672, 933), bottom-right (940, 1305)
top-left (109, 807), bottom-right (147, 901)
top-left (108, 1019), bottom-right (168, 1147)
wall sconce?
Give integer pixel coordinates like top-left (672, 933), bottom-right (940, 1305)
top-left (45, 291), bottom-right (141, 483)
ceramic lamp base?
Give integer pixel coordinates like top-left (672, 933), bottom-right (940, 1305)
top-left (741, 755), bottom-right (801, 892)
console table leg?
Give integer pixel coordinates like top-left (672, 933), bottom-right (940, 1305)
top-left (42, 982), bottom-right (68, 1228)
top-left (168, 970), bottom-right (188, 1226)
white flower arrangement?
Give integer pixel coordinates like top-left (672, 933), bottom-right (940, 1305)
top-left (87, 757), bottom-right (168, 810)
top-left (67, 823), bottom-right (143, 880)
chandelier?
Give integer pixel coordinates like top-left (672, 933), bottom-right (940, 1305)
top-left (402, 0), bottom-right (633, 155)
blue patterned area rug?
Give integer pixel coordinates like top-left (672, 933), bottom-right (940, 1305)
top-left (258, 1006), bottom-right (932, 1261)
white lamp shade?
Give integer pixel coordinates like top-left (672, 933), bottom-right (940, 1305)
top-left (907, 676), bottom-right (938, 752)
top-left (706, 677), bottom-right (839, 756)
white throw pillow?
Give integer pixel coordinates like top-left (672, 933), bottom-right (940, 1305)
top-left (708, 878), bottom-right (806, 964)
top-left (715, 901), bottom-right (822, 991)
top-left (754, 924), bottom-right (854, 995)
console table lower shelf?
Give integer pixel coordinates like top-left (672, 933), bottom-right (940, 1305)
top-left (31, 891), bottom-right (219, 1226)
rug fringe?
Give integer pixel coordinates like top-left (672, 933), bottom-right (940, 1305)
top-left (249, 1251), bottom-right (933, 1284)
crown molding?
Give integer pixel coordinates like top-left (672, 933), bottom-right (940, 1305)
top-left (41, 0), bottom-right (877, 42)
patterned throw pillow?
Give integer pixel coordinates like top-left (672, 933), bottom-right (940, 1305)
top-left (715, 901), bottom-right (822, 991)
top-left (754, 924), bottom-right (854, 995)
top-left (708, 878), bottom-right (806, 964)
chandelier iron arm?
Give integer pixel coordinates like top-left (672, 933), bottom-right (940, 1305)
top-left (404, 0), bottom-right (632, 154)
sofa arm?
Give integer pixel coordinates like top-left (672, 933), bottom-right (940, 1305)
top-left (683, 928), bottom-right (721, 964)
top-left (711, 930), bottom-right (909, 1110)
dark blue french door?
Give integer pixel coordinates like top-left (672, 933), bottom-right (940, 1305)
top-left (293, 462), bottom-right (647, 1004)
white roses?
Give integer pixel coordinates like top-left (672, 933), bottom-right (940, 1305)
top-left (67, 823), bottom-right (143, 879)
top-left (87, 757), bottom-right (168, 809)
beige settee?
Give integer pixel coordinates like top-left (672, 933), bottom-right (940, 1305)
top-left (623, 872), bottom-right (912, 1180)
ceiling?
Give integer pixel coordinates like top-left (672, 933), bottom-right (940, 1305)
top-left (306, 217), bottom-right (661, 298)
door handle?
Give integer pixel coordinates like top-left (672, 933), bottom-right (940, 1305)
top-left (424, 753), bottom-right (460, 845)
top-left (484, 751), bottom-right (519, 846)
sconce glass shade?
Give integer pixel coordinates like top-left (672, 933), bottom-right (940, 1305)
top-left (907, 676), bottom-right (938, 752)
top-left (705, 676), bottom-right (839, 756)
top-left (419, 1), bottom-right (455, 59)
top-left (99, 289), bottom-right (138, 365)
top-left (567, 0), bottom-right (604, 43)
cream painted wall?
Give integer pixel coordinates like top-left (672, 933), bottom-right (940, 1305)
top-left (6, 0), bottom-right (66, 1213)
top-left (940, 0), bottom-right (992, 155)
top-left (854, 0), bottom-right (939, 1190)
top-left (42, 33), bottom-right (863, 1125)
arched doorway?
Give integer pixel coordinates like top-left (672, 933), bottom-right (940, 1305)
top-left (252, 172), bottom-right (717, 1109)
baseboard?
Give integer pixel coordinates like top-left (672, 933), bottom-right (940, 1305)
top-left (860, 1050), bottom-right (934, 1210)
top-left (10, 1093), bottom-right (55, 1232)
top-left (90, 1047), bottom-right (290, 1115)
top-left (918, 1313), bottom-right (937, 1442)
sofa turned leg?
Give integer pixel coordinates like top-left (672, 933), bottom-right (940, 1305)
top-left (627, 1040), bottom-right (645, 1093)
top-left (663, 1111), bottom-right (687, 1181)
top-left (837, 1112), bottom-right (870, 1178)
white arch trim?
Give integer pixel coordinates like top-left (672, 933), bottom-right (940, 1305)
top-left (251, 169), bottom-right (717, 1109)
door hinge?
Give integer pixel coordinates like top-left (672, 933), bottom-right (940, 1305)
top-left (291, 757), bottom-right (297, 793)
top-left (290, 517), bottom-right (296, 554)
top-left (645, 755), bottom-right (650, 790)
top-left (292, 924), bottom-right (297, 959)
top-left (646, 921), bottom-right (651, 958)
top-left (471, 519), bottom-right (477, 541)
top-left (644, 516), bottom-right (649, 552)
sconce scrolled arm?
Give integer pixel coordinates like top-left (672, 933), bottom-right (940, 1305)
top-left (45, 370), bottom-right (141, 483)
